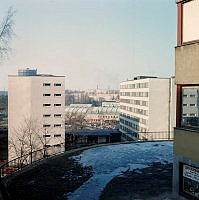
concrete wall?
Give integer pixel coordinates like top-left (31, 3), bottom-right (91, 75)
top-left (174, 128), bottom-right (199, 162)
top-left (175, 43), bottom-right (199, 84)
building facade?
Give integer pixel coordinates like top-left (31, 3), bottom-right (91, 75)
top-left (173, 0), bottom-right (199, 199)
top-left (119, 76), bottom-right (176, 141)
top-left (8, 68), bottom-right (65, 160)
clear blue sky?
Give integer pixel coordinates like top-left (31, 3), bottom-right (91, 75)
top-left (0, 0), bottom-right (176, 90)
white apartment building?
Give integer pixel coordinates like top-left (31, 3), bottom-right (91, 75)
top-left (119, 76), bottom-right (176, 141)
top-left (8, 68), bottom-right (65, 160)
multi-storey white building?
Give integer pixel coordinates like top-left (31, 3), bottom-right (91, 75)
top-left (8, 68), bottom-right (65, 160)
top-left (119, 76), bottom-right (176, 141)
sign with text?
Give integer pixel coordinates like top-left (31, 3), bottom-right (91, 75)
top-left (183, 164), bottom-right (199, 182)
top-left (183, 164), bottom-right (199, 199)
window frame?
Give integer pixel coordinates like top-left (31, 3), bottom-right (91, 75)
top-left (177, 84), bottom-right (199, 129)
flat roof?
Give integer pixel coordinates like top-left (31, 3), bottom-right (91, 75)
top-left (8, 75), bottom-right (65, 77)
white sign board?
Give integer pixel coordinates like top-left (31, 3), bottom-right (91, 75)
top-left (183, 0), bottom-right (199, 43)
top-left (183, 164), bottom-right (199, 182)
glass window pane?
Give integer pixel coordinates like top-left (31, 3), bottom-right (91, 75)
top-left (182, 86), bottom-right (199, 127)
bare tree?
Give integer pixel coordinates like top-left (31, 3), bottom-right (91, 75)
top-left (65, 113), bottom-right (87, 132)
top-left (65, 113), bottom-right (87, 145)
top-left (0, 6), bottom-right (15, 59)
top-left (9, 118), bottom-right (42, 166)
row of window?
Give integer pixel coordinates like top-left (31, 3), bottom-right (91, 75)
top-left (120, 82), bottom-right (148, 89)
top-left (43, 114), bottom-right (62, 117)
top-left (120, 119), bottom-right (147, 133)
top-left (43, 104), bottom-right (62, 107)
top-left (120, 98), bottom-right (148, 107)
top-left (183, 104), bottom-right (196, 107)
top-left (183, 113), bottom-right (197, 117)
top-left (120, 113), bottom-right (147, 125)
top-left (43, 124), bottom-right (62, 128)
top-left (43, 83), bottom-right (62, 86)
top-left (181, 86), bottom-right (199, 127)
top-left (120, 105), bottom-right (148, 116)
top-left (44, 144), bottom-right (62, 148)
top-left (43, 134), bottom-right (62, 137)
top-left (183, 94), bottom-right (196, 98)
top-left (43, 94), bottom-right (62, 96)
top-left (120, 125), bottom-right (138, 138)
top-left (120, 92), bottom-right (149, 97)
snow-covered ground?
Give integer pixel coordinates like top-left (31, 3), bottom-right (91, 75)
top-left (66, 141), bottom-right (173, 200)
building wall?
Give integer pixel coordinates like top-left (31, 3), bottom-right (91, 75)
top-left (8, 75), bottom-right (65, 160)
top-left (174, 128), bottom-right (199, 162)
top-left (120, 78), bottom-right (149, 140)
top-left (149, 79), bottom-right (170, 133)
top-left (175, 43), bottom-right (199, 84)
top-left (30, 76), bottom-right (65, 146)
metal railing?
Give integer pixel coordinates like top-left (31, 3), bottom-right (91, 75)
top-left (0, 141), bottom-right (99, 178)
top-left (0, 131), bottom-right (174, 178)
top-left (121, 131), bottom-right (174, 142)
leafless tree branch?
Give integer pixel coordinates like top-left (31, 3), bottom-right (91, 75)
top-left (0, 6), bottom-right (16, 59)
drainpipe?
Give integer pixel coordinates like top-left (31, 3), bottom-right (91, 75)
top-left (168, 78), bottom-right (171, 140)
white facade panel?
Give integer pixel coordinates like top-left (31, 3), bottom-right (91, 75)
top-left (183, 0), bottom-right (199, 43)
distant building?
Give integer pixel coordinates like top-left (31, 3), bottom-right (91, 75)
top-left (119, 76), bottom-right (176, 141)
top-left (65, 105), bottom-right (119, 129)
top-left (65, 129), bottom-right (121, 145)
top-left (69, 104), bottom-right (92, 108)
top-left (8, 68), bottom-right (65, 160)
top-left (102, 100), bottom-right (120, 107)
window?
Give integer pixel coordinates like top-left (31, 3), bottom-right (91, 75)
top-left (54, 104), bottom-right (61, 107)
top-left (54, 144), bottom-right (61, 147)
top-left (43, 104), bottom-right (51, 107)
top-left (54, 134), bottom-right (61, 137)
top-left (181, 86), bottom-right (199, 128)
top-left (54, 83), bottom-right (61, 86)
top-left (43, 94), bottom-right (51, 96)
top-left (43, 124), bottom-right (51, 127)
top-left (43, 83), bottom-right (51, 86)
top-left (54, 94), bottom-right (61, 96)
top-left (43, 134), bottom-right (51, 137)
top-left (43, 114), bottom-right (51, 117)
top-left (54, 114), bottom-right (62, 117)
top-left (54, 124), bottom-right (61, 127)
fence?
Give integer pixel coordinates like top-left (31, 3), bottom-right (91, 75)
top-left (121, 131), bottom-right (174, 142)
